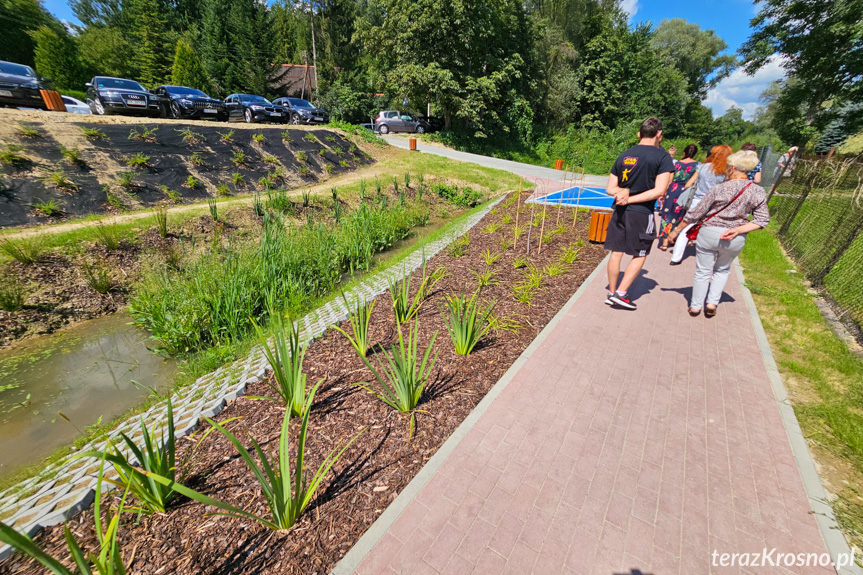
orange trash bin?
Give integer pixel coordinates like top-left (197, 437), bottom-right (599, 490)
top-left (554, 159), bottom-right (564, 170)
top-left (588, 210), bottom-right (612, 243)
top-left (409, 138), bottom-right (417, 151)
top-left (40, 90), bottom-right (66, 112)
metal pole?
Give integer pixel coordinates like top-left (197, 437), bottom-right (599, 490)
top-left (526, 182), bottom-right (537, 255)
top-left (513, 178), bottom-right (522, 249)
top-left (310, 1), bottom-right (319, 103)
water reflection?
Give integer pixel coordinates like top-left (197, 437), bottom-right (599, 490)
top-left (0, 313), bottom-right (176, 473)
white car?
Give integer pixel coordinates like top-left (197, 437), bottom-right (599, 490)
top-left (61, 95), bottom-right (90, 114)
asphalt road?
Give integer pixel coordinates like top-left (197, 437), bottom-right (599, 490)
top-left (383, 135), bottom-right (609, 190)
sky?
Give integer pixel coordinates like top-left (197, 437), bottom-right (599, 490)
top-left (41, 0), bottom-right (782, 120)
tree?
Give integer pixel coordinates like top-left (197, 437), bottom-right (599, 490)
top-left (70, 0), bottom-right (127, 29)
top-left (31, 24), bottom-right (86, 90)
top-left (171, 39), bottom-right (208, 91)
top-left (77, 26), bottom-right (138, 79)
top-left (740, 0), bottom-right (863, 133)
top-left (651, 18), bottom-right (736, 98)
top-left (130, 0), bottom-right (173, 86)
top-left (0, 0), bottom-right (52, 67)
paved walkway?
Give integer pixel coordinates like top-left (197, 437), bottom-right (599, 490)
top-left (337, 246), bottom-right (849, 575)
top-left (383, 135), bottom-right (609, 190)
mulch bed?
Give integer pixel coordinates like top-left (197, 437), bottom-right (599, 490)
top-left (0, 196), bottom-right (606, 574)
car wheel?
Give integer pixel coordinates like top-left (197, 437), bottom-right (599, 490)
top-left (291, 113), bottom-right (301, 125)
top-left (244, 108), bottom-right (253, 123)
top-left (171, 101), bottom-right (182, 119)
top-left (379, 124), bottom-right (390, 134)
top-left (416, 125), bottom-right (426, 134)
top-left (94, 98), bottom-right (106, 115)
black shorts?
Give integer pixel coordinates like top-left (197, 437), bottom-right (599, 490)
top-left (603, 207), bottom-right (656, 257)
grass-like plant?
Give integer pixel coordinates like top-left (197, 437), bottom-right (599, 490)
top-left (332, 293), bottom-right (375, 358)
top-left (391, 176), bottom-right (399, 193)
top-left (359, 179), bottom-right (366, 200)
top-left (176, 127), bottom-right (205, 144)
top-left (560, 243), bottom-right (582, 264)
top-left (302, 190), bottom-right (311, 207)
top-left (482, 222), bottom-right (501, 234)
top-left (262, 154), bottom-right (279, 165)
top-left (0, 275), bottom-right (26, 312)
top-left (303, 133), bottom-right (317, 143)
top-left (296, 150), bottom-right (308, 163)
top-left (207, 198), bottom-right (218, 222)
top-left (145, 383), bottom-right (362, 530)
top-left (153, 205), bottom-right (168, 238)
top-left (17, 123), bottom-right (41, 138)
top-left (185, 175), bottom-right (200, 189)
top-left (43, 171), bottom-right (78, 192)
top-left (216, 183), bottom-right (231, 196)
top-left (60, 146), bottom-right (85, 166)
top-left (388, 268), bottom-right (422, 324)
top-left (82, 261), bottom-right (112, 293)
top-left (252, 314), bottom-right (312, 416)
top-left (252, 132), bottom-right (265, 143)
top-left (544, 263), bottom-right (567, 277)
top-left (298, 165), bottom-right (310, 176)
top-left (501, 213), bottom-right (513, 224)
top-left (325, 135), bottom-right (336, 142)
top-left (128, 125), bottom-right (157, 142)
top-left (218, 129), bottom-right (234, 143)
top-left (160, 185), bottom-right (181, 204)
top-left (339, 159), bottom-right (349, 168)
top-left (499, 237), bottom-right (512, 250)
top-left (325, 164), bottom-right (334, 174)
top-left (281, 129), bottom-right (293, 143)
top-left (31, 198), bottom-right (63, 217)
top-left (231, 150), bottom-right (247, 165)
top-left (318, 147), bottom-right (327, 157)
top-left (472, 268), bottom-right (499, 288)
top-left (232, 171), bottom-right (245, 187)
top-left (117, 171), bottom-right (136, 189)
top-left (522, 264), bottom-right (545, 289)
top-left (349, 143), bottom-right (357, 154)
top-left (0, 144), bottom-right (28, 167)
top-left (95, 223), bottom-right (121, 249)
top-left (481, 249), bottom-right (501, 265)
top-left (442, 291), bottom-right (495, 355)
top-left (375, 178), bottom-right (381, 195)
top-left (190, 152), bottom-right (205, 166)
top-left (513, 256), bottom-right (527, 269)
top-left (357, 320), bottom-right (437, 436)
top-left (258, 175), bottom-right (275, 190)
top-left (513, 284), bottom-right (537, 305)
top-left (253, 193), bottom-right (264, 216)
top-left (404, 172), bottom-right (411, 188)
top-left (81, 126), bottom-right (107, 140)
top-left (125, 152), bottom-right (150, 168)
top-left (513, 224), bottom-right (525, 239)
top-left (0, 458), bottom-right (131, 575)
top-left (445, 233), bottom-right (470, 258)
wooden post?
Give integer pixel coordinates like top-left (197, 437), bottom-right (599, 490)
top-left (513, 178), bottom-right (522, 249)
top-left (526, 185), bottom-right (536, 255)
top-left (556, 165), bottom-right (568, 226)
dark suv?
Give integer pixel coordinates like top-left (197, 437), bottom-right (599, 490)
top-left (0, 61), bottom-right (47, 109)
top-left (152, 85), bottom-right (227, 121)
top-left (225, 94), bottom-right (287, 123)
top-left (85, 76), bottom-right (161, 117)
top-left (374, 111), bottom-right (430, 134)
top-left (271, 97), bottom-right (329, 124)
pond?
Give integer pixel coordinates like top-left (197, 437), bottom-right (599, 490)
top-left (0, 313), bottom-right (176, 475)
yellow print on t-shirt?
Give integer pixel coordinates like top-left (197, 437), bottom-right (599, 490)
top-left (620, 156), bottom-right (638, 183)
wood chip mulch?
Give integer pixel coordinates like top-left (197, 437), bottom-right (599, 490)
top-left (0, 196), bottom-right (606, 575)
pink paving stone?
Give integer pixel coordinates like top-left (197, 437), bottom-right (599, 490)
top-left (349, 256), bottom-right (835, 575)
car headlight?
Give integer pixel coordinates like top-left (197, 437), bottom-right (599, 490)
top-left (179, 99), bottom-right (194, 108)
top-left (103, 91), bottom-right (121, 99)
top-left (251, 105), bottom-right (264, 111)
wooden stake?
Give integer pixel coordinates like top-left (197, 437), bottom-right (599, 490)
top-left (513, 178), bottom-right (523, 249)
top-left (556, 165), bottom-right (568, 226)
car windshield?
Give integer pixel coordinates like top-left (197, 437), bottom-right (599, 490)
top-left (0, 62), bottom-right (35, 77)
top-left (240, 95), bottom-right (270, 104)
top-left (288, 98), bottom-right (314, 109)
top-left (165, 86), bottom-right (208, 97)
top-left (96, 78), bottom-right (145, 91)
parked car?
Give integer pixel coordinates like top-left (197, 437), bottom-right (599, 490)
top-left (85, 76), bottom-right (161, 117)
top-left (152, 85), bottom-right (227, 121)
top-left (271, 97), bottom-right (329, 124)
top-left (360, 122), bottom-right (375, 132)
top-left (416, 115), bottom-right (444, 133)
top-left (224, 93), bottom-right (287, 123)
top-left (0, 60), bottom-right (48, 109)
top-left (374, 111), bottom-right (430, 134)
top-left (61, 95), bottom-right (90, 114)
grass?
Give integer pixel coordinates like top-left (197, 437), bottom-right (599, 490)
top-left (42, 171), bottom-right (77, 192)
top-left (481, 249), bottom-right (501, 265)
top-left (81, 126), bottom-right (107, 140)
top-left (81, 261), bottom-right (112, 293)
top-left (31, 198), bottom-right (63, 217)
top-left (740, 229), bottom-right (863, 554)
top-left (94, 223), bottom-right (121, 249)
top-left (128, 125), bottom-right (157, 142)
top-left (0, 144), bottom-right (28, 167)
top-left (153, 205), bottom-right (168, 238)
top-left (60, 146), bottom-right (84, 166)
top-left (442, 291), bottom-right (495, 355)
top-left (16, 123), bottom-right (41, 138)
top-left (0, 275), bottom-right (27, 312)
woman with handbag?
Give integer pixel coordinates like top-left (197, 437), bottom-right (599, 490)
top-left (666, 150), bottom-right (770, 317)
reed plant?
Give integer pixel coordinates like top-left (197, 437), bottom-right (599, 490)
top-left (82, 261), bottom-right (112, 293)
top-left (153, 205), bottom-right (169, 238)
top-left (442, 291), bottom-right (495, 355)
top-left (332, 293), bottom-right (374, 358)
top-left (252, 314), bottom-right (312, 416)
top-left (0, 275), bottom-right (26, 312)
top-left (0, 237), bottom-right (45, 264)
top-left (481, 249), bottom-right (501, 265)
top-left (208, 198), bottom-right (218, 222)
top-left (95, 223), bottom-right (121, 249)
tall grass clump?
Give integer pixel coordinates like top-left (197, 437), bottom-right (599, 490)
top-left (252, 314), bottom-right (313, 416)
top-left (0, 237), bottom-right (45, 264)
top-left (145, 384), bottom-right (363, 531)
top-left (332, 293), bottom-right (374, 358)
top-left (82, 261), bottom-right (112, 293)
top-left (130, 202), bottom-right (429, 354)
top-left (153, 205), bottom-right (169, 237)
top-left (442, 291), bottom-right (495, 355)
top-left (0, 275), bottom-right (27, 312)
top-left (94, 223), bottom-right (121, 249)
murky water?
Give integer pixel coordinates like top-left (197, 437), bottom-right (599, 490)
top-left (0, 313), bottom-right (176, 474)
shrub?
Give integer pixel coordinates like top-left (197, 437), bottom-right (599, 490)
top-left (0, 144), bottom-right (28, 167)
top-left (95, 223), bottom-right (121, 249)
top-left (0, 275), bottom-right (26, 312)
top-left (81, 126), bottom-right (107, 140)
top-left (43, 171), bottom-right (77, 192)
top-left (31, 198), bottom-right (62, 217)
top-left (0, 237), bottom-right (44, 264)
top-left (432, 183), bottom-right (483, 207)
top-left (129, 125), bottom-right (157, 142)
top-left (117, 172), bottom-right (136, 189)
top-left (60, 146), bottom-right (84, 166)
top-left (332, 293), bottom-right (374, 358)
top-left (253, 314), bottom-right (312, 416)
top-left (216, 183), bottom-right (231, 196)
top-left (442, 291), bottom-right (495, 355)
top-left (185, 175), bottom-right (200, 189)
top-left (82, 261), bottom-right (112, 293)
top-left (16, 123), bottom-right (41, 138)
top-left (153, 205), bottom-right (168, 237)
top-left (232, 172), bottom-right (246, 187)
top-left (357, 320), bottom-right (437, 437)
top-left (125, 152), bottom-right (150, 168)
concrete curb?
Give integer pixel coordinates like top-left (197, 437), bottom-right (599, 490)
top-left (330, 253), bottom-right (611, 575)
top-left (734, 260), bottom-right (862, 575)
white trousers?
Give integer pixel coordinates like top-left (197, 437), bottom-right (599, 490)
top-left (690, 226), bottom-right (747, 310)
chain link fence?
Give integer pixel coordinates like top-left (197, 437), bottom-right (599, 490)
top-left (768, 156), bottom-right (863, 329)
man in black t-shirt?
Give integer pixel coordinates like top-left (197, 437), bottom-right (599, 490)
top-left (603, 117), bottom-right (675, 310)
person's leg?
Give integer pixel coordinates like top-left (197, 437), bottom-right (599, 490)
top-left (607, 251), bottom-right (623, 294)
top-left (617, 256), bottom-right (646, 294)
top-left (670, 223), bottom-right (694, 263)
top-left (705, 234), bottom-right (747, 309)
top-left (690, 228), bottom-right (721, 311)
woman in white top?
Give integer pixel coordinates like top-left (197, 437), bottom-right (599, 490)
top-left (669, 144), bottom-right (733, 265)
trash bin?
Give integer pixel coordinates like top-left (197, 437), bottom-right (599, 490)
top-left (409, 138), bottom-right (417, 151)
top-left (40, 90), bottom-right (66, 112)
top-left (588, 210), bottom-right (612, 243)
top-left (554, 159), bottom-right (564, 170)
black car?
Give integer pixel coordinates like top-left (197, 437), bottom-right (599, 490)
top-left (152, 85), bottom-right (227, 121)
top-left (85, 76), bottom-right (161, 117)
top-left (417, 115), bottom-right (444, 133)
top-left (271, 97), bottom-right (329, 124)
top-left (224, 94), bottom-right (287, 123)
top-left (0, 61), bottom-right (47, 109)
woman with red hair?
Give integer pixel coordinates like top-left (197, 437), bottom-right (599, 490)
top-left (669, 144), bottom-right (733, 264)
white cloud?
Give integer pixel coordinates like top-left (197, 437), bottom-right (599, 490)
top-left (704, 57), bottom-right (787, 119)
top-left (620, 0), bottom-right (639, 21)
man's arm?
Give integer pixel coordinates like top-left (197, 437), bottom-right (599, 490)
top-left (606, 173), bottom-right (629, 204)
top-left (627, 171), bottom-right (673, 204)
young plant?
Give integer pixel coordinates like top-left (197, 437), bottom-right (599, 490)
top-left (481, 249), bottom-right (501, 265)
top-left (94, 223), bottom-right (121, 249)
top-left (0, 144), bottom-right (28, 167)
top-left (318, 147), bottom-right (327, 157)
top-left (258, 175), bottom-right (275, 190)
top-left (392, 176), bottom-right (399, 194)
top-left (404, 172), bottom-right (411, 189)
top-left (325, 135), bottom-right (336, 142)
top-left (105, 187), bottom-right (124, 209)
top-left (544, 262), bottom-right (567, 276)
top-left (499, 237), bottom-right (512, 251)
top-left (332, 147), bottom-right (344, 156)
top-left (522, 264), bottom-right (545, 289)
top-left (82, 261), bottom-right (112, 293)
top-left (442, 291), bottom-right (495, 355)
top-left (303, 133), bottom-right (317, 143)
top-left (388, 268), bottom-right (421, 323)
top-left (81, 126), bottom-right (107, 140)
top-left (359, 179), bottom-right (366, 199)
top-left (472, 268), bottom-right (499, 289)
top-left (356, 320), bottom-right (437, 436)
top-left (0, 275), bottom-right (27, 312)
top-left (325, 164), bottom-right (334, 175)
top-left (513, 256), bottom-right (528, 269)
top-left (302, 190), bottom-right (311, 207)
top-left (501, 213), bottom-right (513, 224)
top-left (60, 146), bottom-right (84, 166)
top-left (117, 171), bottom-right (136, 189)
top-left (262, 154), bottom-right (279, 165)
top-left (482, 222), bottom-right (501, 234)
top-left (190, 152), bottom-right (205, 166)
top-left (185, 175), bottom-right (200, 189)
top-left (160, 185), bottom-right (181, 204)
top-left (446, 233), bottom-right (470, 257)
top-left (331, 293), bottom-right (375, 358)
top-left (298, 165), bottom-right (310, 176)
top-left (231, 150), bottom-right (247, 165)
top-left (281, 129), bottom-right (293, 143)
top-left (253, 193), bottom-right (264, 216)
top-left (512, 285), bottom-right (537, 305)
top-left (513, 224), bottom-right (525, 239)
top-left (43, 171), bottom-right (78, 192)
top-left (153, 205), bottom-right (168, 238)
top-left (17, 123), bottom-right (41, 138)
top-left (176, 127), bottom-right (205, 144)
top-left (560, 243), bottom-right (582, 264)
top-left (296, 150), bottom-right (308, 163)
top-left (128, 124), bottom-right (157, 142)
top-left (252, 132), bottom-right (265, 143)
top-left (232, 171), bottom-right (246, 187)
top-left (216, 183), bottom-right (231, 196)
top-left (218, 129), bottom-right (234, 143)
top-left (125, 151), bottom-right (150, 168)
top-left (252, 314), bottom-right (312, 416)
top-left (207, 198), bottom-right (218, 222)
top-left (144, 384), bottom-right (362, 531)
top-left (31, 198), bottom-right (62, 217)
